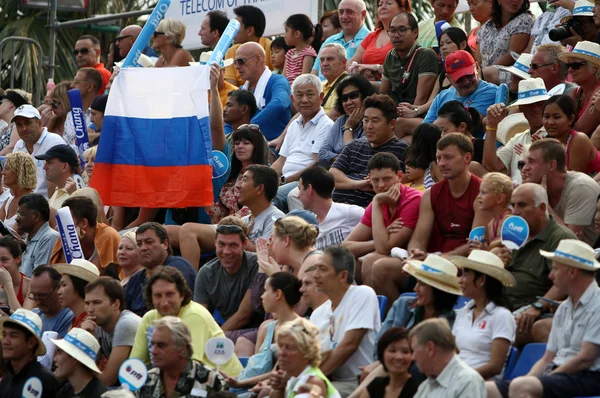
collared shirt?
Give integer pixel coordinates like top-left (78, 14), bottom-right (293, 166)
top-left (63, 108), bottom-right (91, 147)
top-left (414, 354), bottom-right (485, 398)
top-left (13, 128), bottom-right (66, 198)
top-left (417, 17), bottom-right (464, 48)
top-left (505, 217), bottom-right (577, 309)
top-left (21, 222), bottom-right (60, 277)
top-left (548, 280), bottom-right (600, 371)
top-left (137, 359), bottom-right (223, 398)
top-left (93, 62), bottom-right (112, 94)
top-left (453, 300), bottom-right (516, 369)
top-left (48, 186), bottom-right (71, 210)
top-left (313, 25), bottom-right (371, 78)
top-left (322, 72), bottom-right (348, 114)
top-left (0, 359), bottom-right (59, 398)
top-left (497, 129), bottom-right (533, 184)
top-left (224, 37), bottom-right (273, 87)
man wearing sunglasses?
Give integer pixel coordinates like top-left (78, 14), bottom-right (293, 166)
top-left (73, 35), bottom-right (111, 94)
top-left (115, 25), bottom-right (158, 59)
top-left (528, 44), bottom-right (577, 95)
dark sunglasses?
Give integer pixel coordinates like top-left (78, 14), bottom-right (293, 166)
top-left (50, 101), bottom-right (60, 109)
top-left (153, 31), bottom-right (165, 38)
top-left (233, 55), bottom-right (258, 67)
top-left (238, 123), bottom-right (261, 132)
top-left (341, 90), bottom-right (360, 102)
top-left (530, 63), bottom-right (553, 70)
top-left (73, 48), bottom-right (91, 56)
top-left (216, 224), bottom-right (245, 235)
top-left (116, 35), bottom-right (133, 42)
top-left (517, 160), bottom-right (526, 171)
top-left (567, 61), bottom-right (587, 70)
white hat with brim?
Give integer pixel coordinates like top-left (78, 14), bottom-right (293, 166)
top-left (539, 239), bottom-right (600, 271)
top-left (451, 250), bottom-right (517, 287)
top-left (51, 328), bottom-right (101, 373)
top-left (54, 259), bottom-right (100, 283)
top-left (402, 254), bottom-right (463, 296)
top-left (509, 78), bottom-right (551, 109)
top-left (497, 113), bottom-right (531, 145)
top-left (557, 41), bottom-right (600, 68)
top-left (498, 53), bottom-right (533, 80)
top-left (195, 51), bottom-right (234, 68)
top-left (0, 309), bottom-right (46, 356)
top-left (561, 0), bottom-right (595, 23)
top-left (10, 104), bottom-right (41, 123)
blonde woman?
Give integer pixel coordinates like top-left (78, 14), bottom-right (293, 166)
top-left (82, 145), bottom-right (97, 185)
top-left (117, 231), bottom-right (143, 286)
top-left (0, 152), bottom-right (37, 232)
top-left (153, 19), bottom-right (194, 67)
top-left (71, 187), bottom-right (108, 224)
top-left (46, 82), bottom-right (72, 137)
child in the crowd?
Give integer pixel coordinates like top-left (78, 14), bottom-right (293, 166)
top-left (283, 14), bottom-right (320, 85)
top-left (270, 36), bottom-right (292, 75)
top-left (403, 154), bottom-right (426, 192)
top-left (470, 172), bottom-right (513, 251)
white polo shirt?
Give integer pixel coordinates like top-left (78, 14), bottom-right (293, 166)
top-left (452, 300), bottom-right (516, 369)
top-left (14, 128), bottom-right (66, 198)
top-left (280, 107), bottom-right (333, 178)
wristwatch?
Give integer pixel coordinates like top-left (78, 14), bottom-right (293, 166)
top-left (280, 175), bottom-right (286, 185)
top-left (413, 107), bottom-right (420, 115)
top-left (532, 301), bottom-right (544, 312)
top-left (342, 126), bottom-right (353, 132)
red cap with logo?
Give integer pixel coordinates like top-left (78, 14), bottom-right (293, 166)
top-left (445, 50), bottom-right (476, 81)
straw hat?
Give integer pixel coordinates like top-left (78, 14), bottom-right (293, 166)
top-left (509, 78), bottom-right (550, 109)
top-left (557, 41), bottom-right (600, 68)
top-left (403, 254), bottom-right (462, 296)
top-left (54, 259), bottom-right (100, 283)
top-left (561, 0), bottom-right (595, 23)
top-left (539, 239), bottom-right (600, 271)
top-left (451, 250), bottom-right (517, 287)
top-left (0, 309), bottom-right (46, 356)
top-left (498, 53), bottom-right (532, 80)
top-left (51, 328), bottom-right (101, 373)
top-left (497, 112), bottom-right (531, 145)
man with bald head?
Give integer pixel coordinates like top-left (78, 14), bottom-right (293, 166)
top-left (115, 25), bottom-right (158, 59)
top-left (235, 42), bottom-right (291, 141)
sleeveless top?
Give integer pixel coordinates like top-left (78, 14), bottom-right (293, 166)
top-left (565, 130), bottom-right (600, 176)
top-left (424, 164), bottom-right (436, 189)
top-left (2, 196), bottom-right (17, 231)
top-left (429, 174), bottom-right (481, 253)
top-left (490, 210), bottom-right (511, 242)
top-left (286, 366), bottom-right (341, 398)
top-left (366, 376), bottom-right (420, 398)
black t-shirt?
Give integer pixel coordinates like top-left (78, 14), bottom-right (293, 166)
top-left (56, 377), bottom-right (107, 398)
top-left (366, 376), bottom-right (421, 398)
top-left (0, 359), bottom-right (59, 398)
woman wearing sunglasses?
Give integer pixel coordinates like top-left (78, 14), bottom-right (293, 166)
top-left (152, 19), bottom-right (194, 68)
top-left (45, 82), bottom-right (72, 138)
top-left (319, 75), bottom-right (377, 166)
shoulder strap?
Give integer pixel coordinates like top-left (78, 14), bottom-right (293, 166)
top-left (322, 73), bottom-right (347, 106)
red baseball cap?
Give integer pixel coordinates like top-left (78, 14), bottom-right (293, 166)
top-left (445, 50), bottom-right (476, 81)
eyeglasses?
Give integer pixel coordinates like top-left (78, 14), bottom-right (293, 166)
top-left (237, 123), bottom-right (261, 132)
top-left (153, 31), bottom-right (165, 38)
top-left (567, 61), bottom-right (587, 70)
top-left (27, 286), bottom-right (57, 303)
top-left (530, 63), bottom-right (554, 70)
top-left (216, 224), bottom-right (245, 235)
top-left (341, 90), bottom-right (360, 103)
top-left (517, 160), bottom-right (526, 171)
top-left (73, 48), bottom-right (91, 56)
top-left (50, 101), bottom-right (60, 109)
top-left (233, 55), bottom-right (259, 67)
top-left (116, 35), bottom-right (134, 42)
top-left (388, 26), bottom-right (413, 36)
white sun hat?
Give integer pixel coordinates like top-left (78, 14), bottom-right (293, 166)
top-left (539, 239), bottom-right (600, 271)
top-left (557, 41), bottom-right (600, 68)
top-left (497, 112), bottom-right (531, 145)
top-left (498, 53), bottom-right (533, 80)
top-left (403, 254), bottom-right (462, 296)
top-left (51, 328), bottom-right (102, 373)
top-left (54, 259), bottom-right (100, 283)
top-left (509, 78), bottom-right (550, 109)
top-left (561, 0), bottom-right (595, 23)
top-left (0, 309), bottom-right (46, 356)
top-left (451, 250), bottom-right (517, 287)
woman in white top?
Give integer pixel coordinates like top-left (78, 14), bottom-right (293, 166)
top-left (0, 152), bottom-right (37, 233)
top-left (451, 250), bottom-right (517, 379)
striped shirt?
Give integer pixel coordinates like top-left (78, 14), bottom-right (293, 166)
top-left (331, 137), bottom-right (408, 207)
top-left (285, 46), bottom-right (317, 85)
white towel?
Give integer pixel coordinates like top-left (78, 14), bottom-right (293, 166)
top-left (242, 66), bottom-right (272, 110)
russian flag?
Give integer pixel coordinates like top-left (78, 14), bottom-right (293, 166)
top-left (91, 67), bottom-right (214, 208)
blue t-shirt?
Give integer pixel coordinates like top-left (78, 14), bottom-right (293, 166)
top-left (33, 307), bottom-right (74, 338)
top-left (424, 80), bottom-right (498, 124)
top-left (313, 25), bottom-right (371, 79)
top-left (125, 256), bottom-right (197, 317)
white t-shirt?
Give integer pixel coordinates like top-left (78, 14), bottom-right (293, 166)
top-left (316, 202), bottom-right (364, 249)
top-left (14, 128), bottom-right (66, 198)
top-left (310, 285), bottom-right (381, 381)
top-left (280, 108), bottom-right (333, 178)
top-left (452, 300), bottom-right (516, 369)
top-left (496, 129), bottom-right (533, 185)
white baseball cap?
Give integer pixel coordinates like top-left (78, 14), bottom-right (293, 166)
top-left (10, 104), bottom-right (41, 123)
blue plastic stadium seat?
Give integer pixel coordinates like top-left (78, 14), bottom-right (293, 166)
top-left (213, 309), bottom-right (225, 326)
top-left (239, 357), bottom-right (249, 367)
top-left (454, 296), bottom-right (471, 310)
top-left (377, 295), bottom-right (387, 322)
top-left (505, 343), bottom-right (546, 380)
top-left (504, 346), bottom-right (519, 378)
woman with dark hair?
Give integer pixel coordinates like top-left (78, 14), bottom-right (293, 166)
top-left (404, 123), bottom-right (442, 189)
top-left (543, 94), bottom-right (600, 175)
top-left (478, 0), bottom-right (533, 82)
top-left (451, 250), bottom-right (516, 379)
top-left (319, 75), bottom-right (377, 166)
top-left (283, 14), bottom-right (321, 83)
top-left (396, 27), bottom-right (471, 140)
top-left (0, 236), bottom-right (29, 308)
top-left (130, 266), bottom-right (243, 376)
top-left (55, 259), bottom-right (100, 329)
top-left (319, 10), bottom-right (342, 43)
top-left (466, 0), bottom-right (492, 57)
top-left (434, 100), bottom-right (484, 163)
top-left (226, 272), bottom-right (302, 391)
top-left (360, 327), bottom-right (420, 398)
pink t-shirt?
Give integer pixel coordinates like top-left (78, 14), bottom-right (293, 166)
top-left (360, 184), bottom-right (423, 229)
top-left (285, 46), bottom-right (317, 85)
top-left (360, 29), bottom-right (393, 65)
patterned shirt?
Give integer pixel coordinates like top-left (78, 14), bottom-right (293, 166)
top-left (137, 359), bottom-right (223, 398)
top-left (478, 13), bottom-right (535, 67)
top-left (285, 46), bottom-right (317, 85)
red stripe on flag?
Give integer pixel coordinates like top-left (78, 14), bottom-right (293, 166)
top-left (90, 163), bottom-right (214, 208)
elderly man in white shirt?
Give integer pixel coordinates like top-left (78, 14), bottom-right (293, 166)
top-left (271, 73), bottom-right (333, 213)
top-left (410, 318), bottom-right (486, 398)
